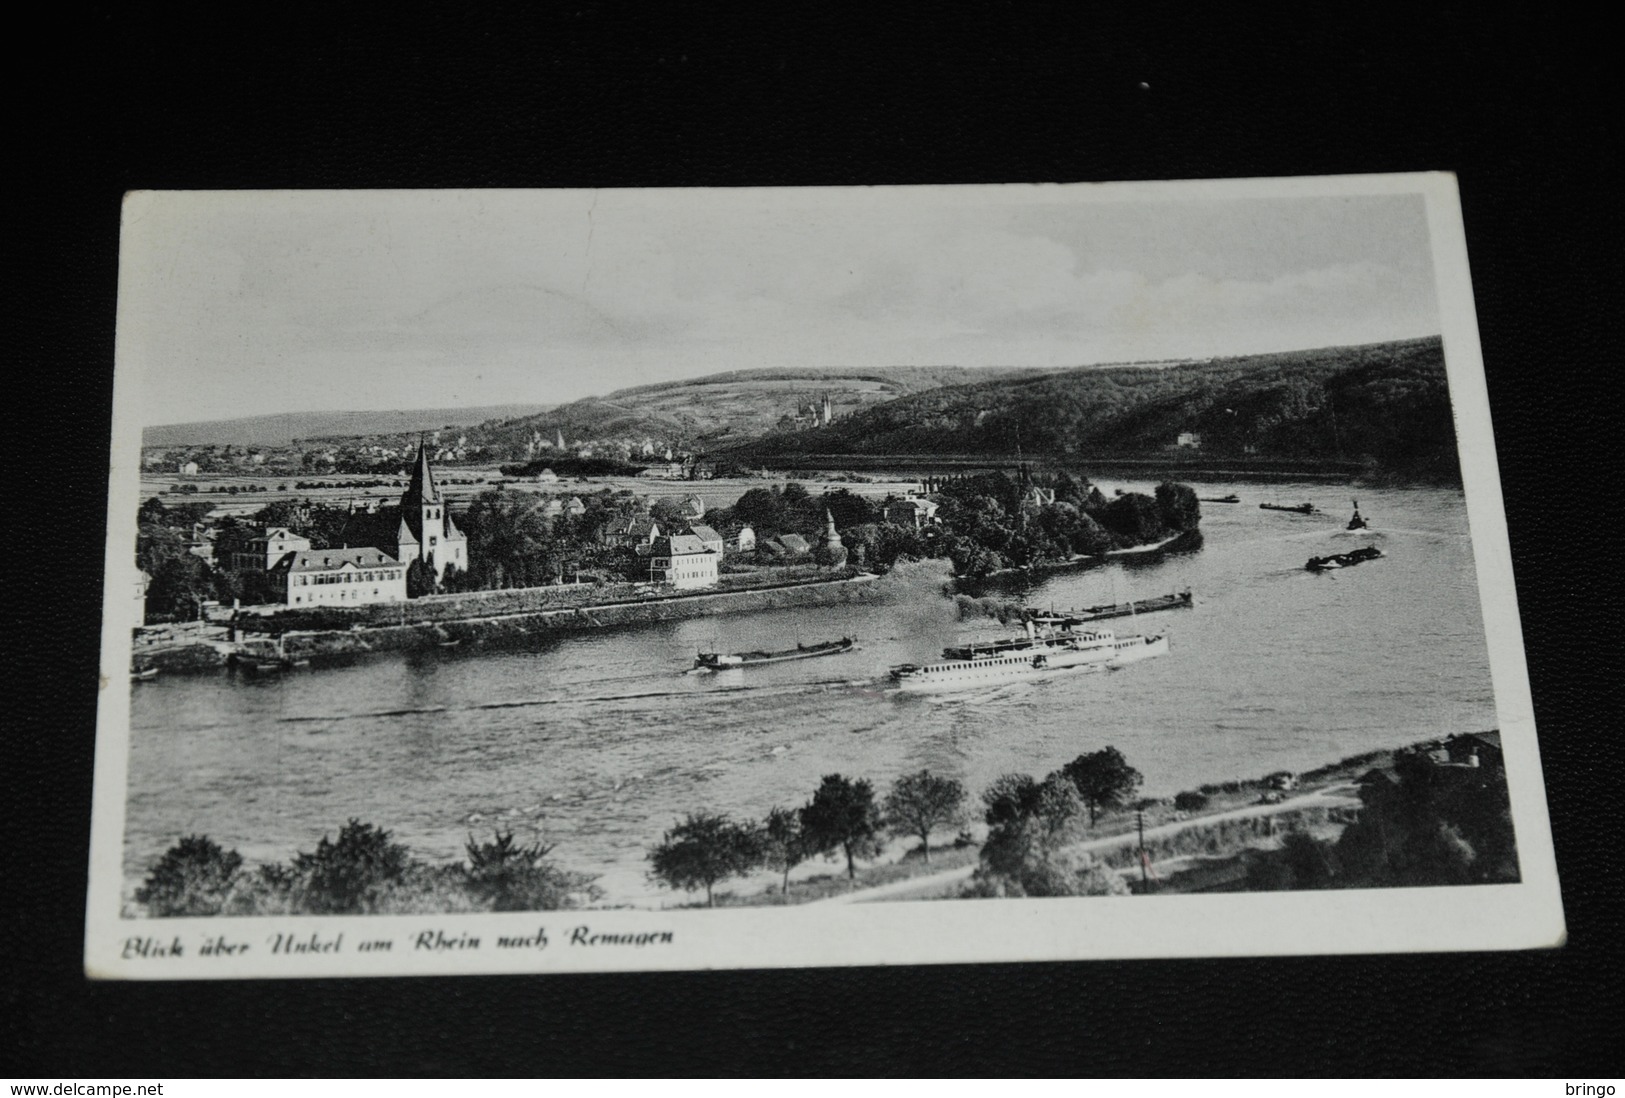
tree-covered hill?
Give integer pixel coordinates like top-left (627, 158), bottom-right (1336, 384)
top-left (466, 365), bottom-right (1062, 456)
top-left (737, 337), bottom-right (1458, 479)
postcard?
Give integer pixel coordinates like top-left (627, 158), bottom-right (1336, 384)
top-left (86, 174), bottom-right (1563, 978)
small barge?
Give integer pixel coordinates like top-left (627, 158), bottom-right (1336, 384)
top-left (1306, 545), bottom-right (1384, 571)
top-left (1025, 589), bottom-right (1194, 626)
top-left (1261, 502), bottom-right (1319, 515)
top-left (1200, 494), bottom-right (1241, 504)
top-left (694, 636), bottom-right (856, 670)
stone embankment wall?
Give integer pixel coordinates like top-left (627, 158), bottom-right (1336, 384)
top-left (140, 575), bottom-right (882, 673)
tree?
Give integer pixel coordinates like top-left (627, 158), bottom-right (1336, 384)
top-left (405, 558), bottom-right (439, 598)
top-left (799, 774), bottom-right (883, 882)
top-left (135, 835), bottom-right (243, 916)
top-left (982, 773), bottom-right (1041, 828)
top-left (646, 811), bottom-right (764, 907)
top-left (288, 819), bottom-right (414, 914)
top-left (462, 831), bottom-right (597, 911)
top-left (1097, 492), bottom-right (1167, 546)
top-left (759, 806), bottom-right (809, 895)
top-left (1155, 481), bottom-right (1201, 532)
top-left (731, 487), bottom-right (785, 533)
top-left (1060, 747), bottom-right (1143, 826)
top-left (884, 769), bottom-right (966, 864)
top-left (969, 775), bottom-right (1115, 898)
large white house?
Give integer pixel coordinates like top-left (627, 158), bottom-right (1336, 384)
top-left (646, 534), bottom-right (719, 590)
top-left (268, 547), bottom-right (408, 607)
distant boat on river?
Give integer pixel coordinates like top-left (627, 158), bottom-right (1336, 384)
top-left (1261, 501), bottom-right (1319, 515)
top-left (1026, 589), bottom-right (1194, 626)
top-left (1306, 545), bottom-right (1384, 571)
top-left (1200, 494), bottom-right (1241, 504)
top-left (1347, 499), bottom-right (1369, 530)
top-left (693, 636), bottom-right (856, 671)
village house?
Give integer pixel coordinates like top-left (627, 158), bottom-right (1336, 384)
top-left (685, 523), bottom-right (725, 556)
top-left (760, 533), bottom-right (812, 560)
top-left (602, 514), bottom-right (662, 550)
top-left (178, 461), bottom-right (199, 476)
top-left (232, 527), bottom-right (312, 572)
top-left (564, 496), bottom-right (587, 517)
top-left (678, 494), bottom-right (707, 521)
top-left (884, 497), bottom-right (940, 528)
top-left (728, 524), bottom-right (757, 552)
top-left (646, 534), bottom-right (719, 590)
top-left (1176, 431), bottom-right (1203, 449)
top-left (268, 547), bottom-right (407, 607)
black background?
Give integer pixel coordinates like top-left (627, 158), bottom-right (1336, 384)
top-left (13, 4), bottom-right (1619, 1077)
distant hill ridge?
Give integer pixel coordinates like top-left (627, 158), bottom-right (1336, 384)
top-left (465, 365), bottom-right (1067, 453)
top-left (734, 337), bottom-right (1458, 479)
top-left (144, 404), bottom-right (553, 448)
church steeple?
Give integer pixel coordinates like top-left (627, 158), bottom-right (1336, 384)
top-left (402, 435), bottom-right (441, 512)
top-left (395, 436), bottom-right (465, 581)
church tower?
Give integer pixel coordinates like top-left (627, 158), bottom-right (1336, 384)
top-left (399, 438), bottom-right (467, 580)
top-left (814, 507), bottom-right (848, 569)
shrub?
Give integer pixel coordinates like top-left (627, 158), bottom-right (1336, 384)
top-left (1173, 791), bottom-right (1210, 812)
top-left (135, 835), bottom-right (243, 916)
top-left (287, 819), bottom-right (414, 914)
top-left (463, 831), bottom-right (598, 911)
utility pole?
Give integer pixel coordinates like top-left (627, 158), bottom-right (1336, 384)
top-left (1137, 803), bottom-right (1148, 886)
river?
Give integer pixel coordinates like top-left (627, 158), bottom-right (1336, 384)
top-left (124, 481), bottom-right (1496, 905)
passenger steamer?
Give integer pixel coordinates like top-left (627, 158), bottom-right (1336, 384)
top-left (889, 620), bottom-right (1168, 692)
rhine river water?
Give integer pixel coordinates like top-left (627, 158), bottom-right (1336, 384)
top-left (125, 481), bottom-right (1498, 904)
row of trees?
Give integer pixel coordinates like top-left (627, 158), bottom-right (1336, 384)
top-left (646, 747), bottom-right (1146, 906)
top-left (135, 821), bottom-right (599, 917)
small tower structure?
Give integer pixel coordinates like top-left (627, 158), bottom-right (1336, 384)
top-left (814, 507), bottom-right (849, 570)
top-left (398, 437), bottom-right (468, 580)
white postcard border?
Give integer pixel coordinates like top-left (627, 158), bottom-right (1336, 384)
top-left (85, 172), bottom-right (1566, 980)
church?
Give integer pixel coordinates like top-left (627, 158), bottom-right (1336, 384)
top-left (341, 440), bottom-right (469, 583)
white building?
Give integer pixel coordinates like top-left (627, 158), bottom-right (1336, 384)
top-left (233, 527), bottom-right (312, 572)
top-left (646, 534), bottom-right (719, 590)
top-left (269, 547), bottom-right (408, 607)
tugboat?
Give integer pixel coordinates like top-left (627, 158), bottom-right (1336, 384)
top-left (1346, 499), bottom-right (1369, 530)
top-left (694, 636), bottom-right (856, 671)
top-left (1306, 545), bottom-right (1384, 571)
top-left (1261, 501), bottom-right (1319, 515)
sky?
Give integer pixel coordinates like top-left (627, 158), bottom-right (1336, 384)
top-left (118, 182), bottom-right (1442, 428)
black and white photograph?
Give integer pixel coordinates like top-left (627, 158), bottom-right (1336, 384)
top-left (85, 175), bottom-right (1562, 978)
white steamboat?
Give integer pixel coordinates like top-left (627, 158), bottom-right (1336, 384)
top-left (889, 620), bottom-right (1167, 692)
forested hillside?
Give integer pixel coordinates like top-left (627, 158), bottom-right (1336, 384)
top-left (466, 365), bottom-right (1060, 455)
top-left (739, 338), bottom-right (1457, 479)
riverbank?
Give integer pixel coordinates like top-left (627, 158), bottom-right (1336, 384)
top-left (134, 572), bottom-right (883, 675)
